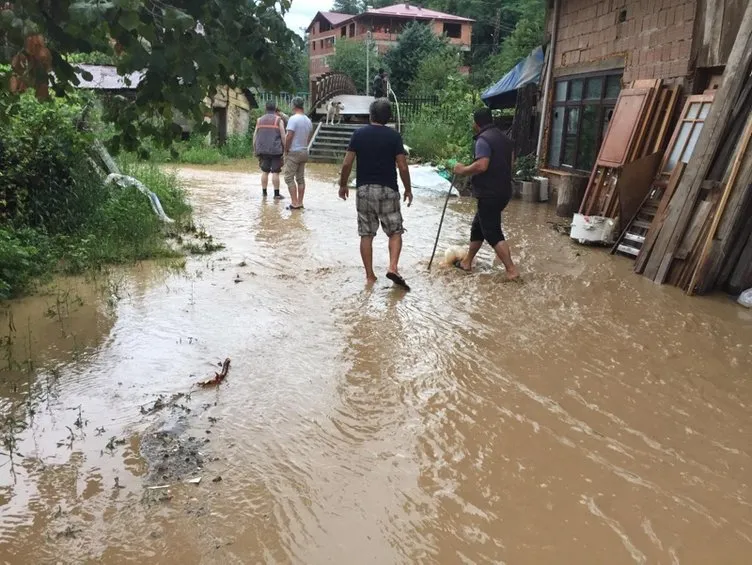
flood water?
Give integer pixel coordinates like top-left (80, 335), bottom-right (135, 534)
top-left (1, 162), bottom-right (751, 564)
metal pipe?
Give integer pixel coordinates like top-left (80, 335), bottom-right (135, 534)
top-left (535, 0), bottom-right (560, 160)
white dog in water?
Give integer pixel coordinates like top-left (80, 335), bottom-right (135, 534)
top-left (326, 100), bottom-right (345, 125)
top-left (442, 245), bottom-right (469, 268)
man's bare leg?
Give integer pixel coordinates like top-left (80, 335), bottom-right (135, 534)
top-left (286, 181), bottom-right (299, 207)
top-left (261, 171), bottom-right (269, 195)
top-left (459, 240), bottom-right (483, 271)
top-left (387, 233), bottom-right (402, 275)
top-left (493, 241), bottom-right (520, 280)
top-left (360, 236), bottom-right (377, 283)
top-left (272, 173), bottom-right (280, 192)
top-left (298, 183), bottom-right (306, 208)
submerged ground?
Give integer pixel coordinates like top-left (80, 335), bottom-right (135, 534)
top-left (1, 162), bottom-right (751, 564)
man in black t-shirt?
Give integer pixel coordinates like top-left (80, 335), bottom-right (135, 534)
top-left (339, 99), bottom-right (413, 289)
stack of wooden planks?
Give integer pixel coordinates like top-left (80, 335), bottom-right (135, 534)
top-left (622, 92), bottom-right (716, 263)
top-left (637, 1), bottom-right (752, 294)
top-left (579, 79), bottom-right (680, 218)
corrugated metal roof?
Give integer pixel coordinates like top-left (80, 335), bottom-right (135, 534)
top-left (74, 64), bottom-right (143, 90)
top-left (366, 3), bottom-right (474, 23)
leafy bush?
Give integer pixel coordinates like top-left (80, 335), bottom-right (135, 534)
top-left (133, 134), bottom-right (228, 165)
top-left (0, 95), bottom-right (194, 298)
top-left (0, 93), bottom-right (105, 234)
top-left (220, 134), bottom-right (251, 159)
top-left (385, 22), bottom-right (450, 96)
top-left (179, 145), bottom-right (226, 165)
top-left (0, 228), bottom-right (53, 300)
top-left (403, 75), bottom-right (476, 164)
top-left (408, 51), bottom-right (463, 98)
top-left (513, 154), bottom-right (538, 181)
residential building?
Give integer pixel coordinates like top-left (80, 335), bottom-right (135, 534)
top-left (541, 0), bottom-right (745, 175)
top-left (75, 65), bottom-right (255, 143)
top-left (307, 3), bottom-right (474, 89)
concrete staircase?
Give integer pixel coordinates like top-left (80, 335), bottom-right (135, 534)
top-left (308, 123), bottom-right (362, 163)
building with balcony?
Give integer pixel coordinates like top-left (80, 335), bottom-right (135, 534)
top-left (306, 3), bottom-right (474, 89)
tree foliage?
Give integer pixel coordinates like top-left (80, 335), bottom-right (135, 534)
top-left (423, 0), bottom-right (545, 81)
top-left (478, 5), bottom-right (545, 86)
top-left (408, 50), bottom-right (462, 97)
top-left (0, 0), bottom-right (302, 151)
top-left (328, 38), bottom-right (384, 94)
top-left (384, 22), bottom-right (449, 96)
top-left (331, 0), bottom-right (361, 15)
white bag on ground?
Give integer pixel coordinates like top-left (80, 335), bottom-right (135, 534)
top-left (738, 288), bottom-right (752, 308)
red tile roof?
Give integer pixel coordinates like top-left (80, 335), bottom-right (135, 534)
top-left (307, 4), bottom-right (473, 34)
top-left (366, 3), bottom-right (474, 23)
top-left (319, 11), bottom-right (355, 26)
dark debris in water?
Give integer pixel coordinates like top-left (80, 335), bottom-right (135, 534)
top-left (140, 393), bottom-right (191, 416)
top-left (140, 427), bottom-right (206, 486)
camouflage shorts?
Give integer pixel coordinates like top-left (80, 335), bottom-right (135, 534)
top-left (356, 184), bottom-right (404, 237)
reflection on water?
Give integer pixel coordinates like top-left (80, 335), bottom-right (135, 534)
top-left (1, 161), bottom-right (751, 564)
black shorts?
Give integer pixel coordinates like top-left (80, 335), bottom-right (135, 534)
top-left (471, 195), bottom-right (510, 247)
top-left (258, 154), bottom-right (282, 173)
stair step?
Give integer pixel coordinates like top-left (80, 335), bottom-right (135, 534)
top-left (314, 135), bottom-right (353, 142)
top-left (632, 219), bottom-right (653, 230)
top-left (623, 232), bottom-right (646, 244)
top-left (617, 244), bottom-right (640, 257)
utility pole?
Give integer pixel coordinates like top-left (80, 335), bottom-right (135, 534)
top-left (492, 8), bottom-right (502, 55)
top-left (366, 30), bottom-right (372, 96)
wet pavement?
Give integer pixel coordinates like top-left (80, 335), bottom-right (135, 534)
top-left (1, 161), bottom-right (751, 564)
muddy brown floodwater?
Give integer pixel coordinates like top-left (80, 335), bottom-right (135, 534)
top-left (1, 162), bottom-right (752, 565)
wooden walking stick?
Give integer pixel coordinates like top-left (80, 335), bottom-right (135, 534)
top-left (428, 173), bottom-right (456, 271)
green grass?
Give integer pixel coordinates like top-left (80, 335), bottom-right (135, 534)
top-left (0, 161), bottom-right (195, 300)
top-left (134, 133), bottom-right (252, 165)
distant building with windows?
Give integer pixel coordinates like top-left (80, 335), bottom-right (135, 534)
top-left (306, 3), bottom-right (474, 90)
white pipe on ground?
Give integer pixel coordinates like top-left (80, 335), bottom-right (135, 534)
top-left (536, 0), bottom-right (560, 160)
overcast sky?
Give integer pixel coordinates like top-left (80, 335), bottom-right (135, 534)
top-left (285, 0), bottom-right (333, 36)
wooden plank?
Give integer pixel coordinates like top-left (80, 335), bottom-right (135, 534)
top-left (642, 88), bottom-right (669, 157)
top-left (637, 162), bottom-right (687, 275)
top-left (689, 106), bottom-right (752, 294)
top-left (728, 227), bottom-right (752, 292)
top-left (629, 85), bottom-right (661, 162)
top-left (617, 153), bottom-right (663, 229)
top-left (718, 203), bottom-right (752, 289)
top-left (597, 87), bottom-right (654, 168)
top-left (643, 1), bottom-right (752, 283)
top-left (632, 79), bottom-right (662, 89)
top-left (652, 86), bottom-right (681, 155)
top-left (578, 165), bottom-right (601, 214)
top-left (676, 200), bottom-right (714, 259)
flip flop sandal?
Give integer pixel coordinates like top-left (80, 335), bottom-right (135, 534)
top-left (453, 259), bottom-right (472, 273)
top-left (386, 272), bottom-right (411, 291)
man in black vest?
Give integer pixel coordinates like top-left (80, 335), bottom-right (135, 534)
top-left (453, 108), bottom-right (520, 280)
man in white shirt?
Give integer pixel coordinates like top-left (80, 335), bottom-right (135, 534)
top-left (283, 97), bottom-right (314, 209)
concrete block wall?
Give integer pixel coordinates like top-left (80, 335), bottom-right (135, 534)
top-left (555, 0), bottom-right (696, 84)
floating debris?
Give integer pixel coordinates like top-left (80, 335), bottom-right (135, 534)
top-left (198, 358), bottom-right (231, 387)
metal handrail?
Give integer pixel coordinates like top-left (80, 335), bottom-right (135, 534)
top-left (387, 81), bottom-right (401, 133)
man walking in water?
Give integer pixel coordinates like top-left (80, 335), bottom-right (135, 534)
top-left (453, 107), bottom-right (520, 280)
top-left (283, 97), bottom-right (313, 209)
top-left (253, 101), bottom-right (286, 200)
top-left (339, 99), bottom-right (413, 289)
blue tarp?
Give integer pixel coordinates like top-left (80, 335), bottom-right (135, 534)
top-left (481, 46), bottom-right (545, 109)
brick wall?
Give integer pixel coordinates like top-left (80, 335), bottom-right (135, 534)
top-left (554, 0), bottom-right (696, 84)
